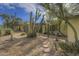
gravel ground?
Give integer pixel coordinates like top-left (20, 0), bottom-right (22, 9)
top-left (0, 32), bottom-right (65, 56)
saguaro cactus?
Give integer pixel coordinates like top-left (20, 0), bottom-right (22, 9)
top-left (33, 9), bottom-right (42, 32)
top-left (29, 12), bottom-right (33, 33)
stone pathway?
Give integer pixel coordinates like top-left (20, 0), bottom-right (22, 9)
top-left (37, 35), bottom-right (65, 56)
top-left (37, 36), bottom-right (53, 56)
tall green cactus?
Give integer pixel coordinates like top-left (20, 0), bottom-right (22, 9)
top-left (27, 9), bottom-right (44, 37)
top-left (29, 12), bottom-right (33, 33)
top-left (40, 15), bottom-right (45, 33)
top-left (34, 9), bottom-right (42, 33)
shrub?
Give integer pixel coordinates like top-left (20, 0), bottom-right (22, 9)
top-left (59, 42), bottom-right (75, 53)
top-left (27, 32), bottom-right (36, 38)
top-left (74, 40), bottom-right (79, 53)
top-left (20, 32), bottom-right (26, 36)
top-left (59, 41), bottom-right (79, 55)
top-left (4, 28), bottom-right (13, 36)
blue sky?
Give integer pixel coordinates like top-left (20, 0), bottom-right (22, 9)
top-left (0, 3), bottom-right (45, 25)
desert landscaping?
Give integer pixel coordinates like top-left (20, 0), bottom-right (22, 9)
top-left (0, 3), bottom-right (79, 56)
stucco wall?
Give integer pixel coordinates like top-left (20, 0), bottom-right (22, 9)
top-left (67, 18), bottom-right (79, 42)
top-left (60, 21), bottom-right (67, 36)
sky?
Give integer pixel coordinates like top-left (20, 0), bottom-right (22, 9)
top-left (0, 3), bottom-right (45, 25)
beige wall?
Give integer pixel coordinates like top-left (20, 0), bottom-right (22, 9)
top-left (67, 18), bottom-right (79, 42)
top-left (60, 21), bottom-right (67, 36)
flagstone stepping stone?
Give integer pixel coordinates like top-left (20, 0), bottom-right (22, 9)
top-left (43, 41), bottom-right (50, 47)
top-left (43, 44), bottom-right (49, 48)
top-left (43, 47), bottom-right (51, 53)
top-left (43, 40), bottom-right (49, 45)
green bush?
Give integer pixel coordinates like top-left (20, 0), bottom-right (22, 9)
top-left (59, 42), bottom-right (76, 53)
top-left (59, 41), bottom-right (79, 55)
top-left (74, 40), bottom-right (79, 53)
top-left (20, 32), bottom-right (26, 36)
top-left (4, 28), bottom-right (13, 36)
top-left (27, 32), bottom-right (36, 38)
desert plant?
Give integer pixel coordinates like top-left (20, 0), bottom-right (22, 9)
top-left (3, 28), bottom-right (14, 40)
top-left (4, 28), bottom-right (12, 35)
top-left (20, 32), bottom-right (26, 36)
top-left (59, 41), bottom-right (79, 55)
top-left (27, 32), bottom-right (36, 38)
top-left (59, 42), bottom-right (75, 53)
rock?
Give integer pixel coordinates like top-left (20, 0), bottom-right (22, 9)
top-left (43, 47), bottom-right (51, 53)
top-left (43, 44), bottom-right (49, 48)
top-left (43, 40), bottom-right (49, 45)
top-left (43, 40), bottom-right (48, 44)
top-left (43, 41), bottom-right (50, 48)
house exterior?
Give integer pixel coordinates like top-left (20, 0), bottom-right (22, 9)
top-left (13, 21), bottom-right (24, 32)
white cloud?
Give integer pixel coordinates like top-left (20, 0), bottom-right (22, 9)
top-left (0, 3), bottom-right (45, 15)
top-left (18, 3), bottom-right (45, 15)
top-left (18, 3), bottom-right (36, 13)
